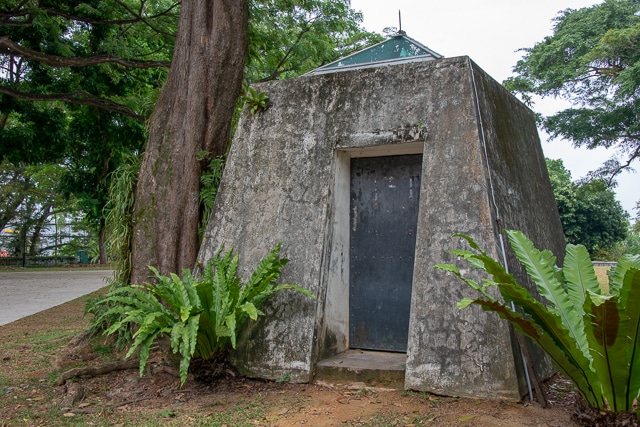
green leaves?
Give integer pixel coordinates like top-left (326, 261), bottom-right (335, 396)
top-left (506, 1), bottom-right (640, 184)
top-left (199, 157), bottom-right (224, 241)
top-left (436, 231), bottom-right (640, 413)
top-left (545, 158), bottom-right (628, 255)
top-left (244, 87), bottom-right (268, 114)
top-left (99, 241), bottom-right (315, 386)
top-left (509, 231), bottom-right (589, 354)
top-left (246, 0), bottom-right (383, 82)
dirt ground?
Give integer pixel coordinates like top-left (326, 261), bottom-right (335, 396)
top-left (0, 285), bottom-right (633, 426)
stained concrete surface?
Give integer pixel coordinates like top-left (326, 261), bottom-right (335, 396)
top-left (316, 350), bottom-right (407, 389)
top-left (0, 270), bottom-right (112, 325)
top-left (198, 57), bottom-right (562, 398)
top-left (318, 349), bottom-right (406, 371)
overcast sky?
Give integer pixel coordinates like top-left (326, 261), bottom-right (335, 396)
top-left (351, 0), bottom-right (637, 217)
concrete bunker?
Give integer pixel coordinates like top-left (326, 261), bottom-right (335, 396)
top-left (197, 54), bottom-right (565, 399)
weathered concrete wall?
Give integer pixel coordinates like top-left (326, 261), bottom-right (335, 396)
top-left (403, 58), bottom-right (520, 399)
top-left (470, 64), bottom-right (564, 384)
top-left (404, 59), bottom-right (564, 399)
top-left (197, 56), bottom-right (564, 398)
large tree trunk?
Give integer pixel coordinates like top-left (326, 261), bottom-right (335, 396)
top-left (98, 221), bottom-right (108, 265)
top-left (130, 1), bottom-right (248, 284)
top-left (28, 204), bottom-right (51, 256)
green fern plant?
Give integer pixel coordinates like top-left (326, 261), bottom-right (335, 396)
top-left (85, 154), bottom-right (141, 349)
top-left (244, 87), bottom-right (268, 114)
top-left (198, 156), bottom-right (224, 241)
top-left (435, 230), bottom-right (640, 414)
top-left (97, 242), bottom-right (314, 385)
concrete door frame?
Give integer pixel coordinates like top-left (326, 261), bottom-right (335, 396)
top-left (323, 141), bottom-right (424, 359)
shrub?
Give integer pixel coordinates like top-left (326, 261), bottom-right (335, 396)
top-left (435, 230), bottom-right (640, 415)
top-left (84, 154), bottom-right (141, 349)
top-left (97, 242), bottom-right (314, 385)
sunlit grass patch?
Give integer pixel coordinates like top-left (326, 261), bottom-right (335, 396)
top-left (594, 265), bottom-right (611, 293)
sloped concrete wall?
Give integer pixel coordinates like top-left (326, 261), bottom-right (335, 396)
top-left (404, 59), bottom-right (520, 398)
top-left (470, 63), bottom-right (564, 385)
top-left (404, 59), bottom-right (564, 399)
top-left (197, 57), bottom-right (564, 398)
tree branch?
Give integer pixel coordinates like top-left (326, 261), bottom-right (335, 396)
top-left (1, 3), bottom-right (179, 34)
top-left (606, 144), bottom-right (640, 187)
top-left (0, 85), bottom-right (146, 121)
top-left (0, 0), bottom-right (32, 26)
top-left (0, 15), bottom-right (32, 27)
top-left (257, 26), bottom-right (311, 83)
top-left (40, 4), bottom-right (180, 37)
top-left (55, 359), bottom-right (139, 386)
top-left (112, 0), bottom-right (179, 37)
top-left (0, 36), bottom-right (171, 69)
top-left (39, 7), bottom-right (141, 26)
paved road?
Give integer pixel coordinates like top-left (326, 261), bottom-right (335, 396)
top-left (0, 269), bottom-right (113, 326)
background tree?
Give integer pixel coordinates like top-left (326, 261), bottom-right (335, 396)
top-left (546, 158), bottom-right (628, 258)
top-left (611, 201), bottom-right (640, 257)
top-left (0, 0), bottom-right (176, 262)
top-left (506, 0), bottom-right (640, 186)
top-left (0, 161), bottom-right (84, 259)
top-left (130, 0), bottom-right (382, 284)
top-left (129, 0), bottom-right (249, 285)
top-left (0, 161), bottom-right (29, 232)
top-left (247, 0), bottom-right (382, 82)
top-left (59, 108), bottom-right (146, 263)
top-left (1, 0), bottom-right (381, 279)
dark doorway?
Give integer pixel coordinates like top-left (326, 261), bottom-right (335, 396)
top-left (349, 154), bottom-right (422, 352)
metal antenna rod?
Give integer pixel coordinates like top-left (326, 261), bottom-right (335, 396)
top-left (398, 10), bottom-right (402, 33)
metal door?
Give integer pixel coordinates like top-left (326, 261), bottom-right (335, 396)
top-left (349, 154), bottom-right (421, 352)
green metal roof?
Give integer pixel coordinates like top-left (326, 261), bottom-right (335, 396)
top-left (307, 32), bottom-right (443, 76)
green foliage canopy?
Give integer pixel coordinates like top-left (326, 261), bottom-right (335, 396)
top-left (505, 0), bottom-right (640, 185)
top-left (0, 0), bottom-right (176, 128)
top-left (0, 0), bottom-right (176, 256)
top-left (546, 158), bottom-right (628, 256)
top-left (247, 0), bottom-right (382, 82)
top-left (1, 0), bottom-right (381, 270)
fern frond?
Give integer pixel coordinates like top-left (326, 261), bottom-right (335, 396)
top-left (469, 294), bottom-right (601, 408)
top-left (242, 242), bottom-right (286, 296)
top-left (100, 242), bottom-right (314, 386)
top-left (621, 269), bottom-right (640, 411)
top-left (186, 316), bottom-right (200, 359)
top-left (134, 328), bottom-right (168, 377)
top-left (225, 313), bottom-right (238, 349)
top-left (439, 230), bottom-right (640, 412)
top-left (608, 255), bottom-right (640, 296)
top-left (564, 244), bottom-right (601, 313)
top-left (507, 230), bottom-right (589, 357)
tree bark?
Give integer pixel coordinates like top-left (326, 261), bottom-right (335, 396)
top-left (98, 221), bottom-right (108, 265)
top-left (130, 0), bottom-right (248, 284)
top-left (28, 204), bottom-right (51, 256)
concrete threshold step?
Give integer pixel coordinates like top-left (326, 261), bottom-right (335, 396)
top-left (315, 349), bottom-right (406, 389)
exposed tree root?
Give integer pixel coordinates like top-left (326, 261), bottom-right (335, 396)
top-left (60, 382), bottom-right (85, 410)
top-left (55, 359), bottom-right (139, 386)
